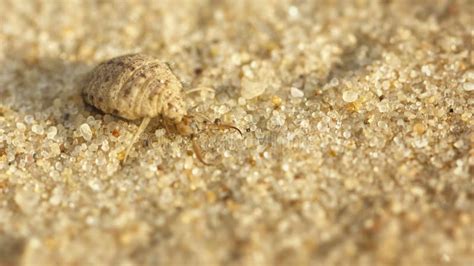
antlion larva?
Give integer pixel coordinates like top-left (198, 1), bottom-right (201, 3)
top-left (80, 53), bottom-right (241, 164)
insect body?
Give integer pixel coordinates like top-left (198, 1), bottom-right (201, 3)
top-left (82, 54), bottom-right (186, 122)
top-left (80, 53), bottom-right (241, 164)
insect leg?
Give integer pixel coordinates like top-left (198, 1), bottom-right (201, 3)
top-left (185, 87), bottom-right (215, 95)
top-left (161, 117), bottom-right (172, 135)
top-left (191, 134), bottom-right (213, 166)
top-left (123, 117), bottom-right (151, 163)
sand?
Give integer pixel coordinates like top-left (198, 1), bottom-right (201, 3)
top-left (0, 0), bottom-right (473, 265)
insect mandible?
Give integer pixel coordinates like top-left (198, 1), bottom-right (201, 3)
top-left (80, 53), bottom-right (241, 164)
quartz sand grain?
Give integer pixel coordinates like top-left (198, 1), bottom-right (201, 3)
top-left (0, 0), bottom-right (473, 265)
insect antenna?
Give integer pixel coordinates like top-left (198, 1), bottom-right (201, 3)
top-left (186, 111), bottom-right (243, 136)
top-left (204, 118), bottom-right (243, 136)
top-left (205, 123), bottom-right (243, 135)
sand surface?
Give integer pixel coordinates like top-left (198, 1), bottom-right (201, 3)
top-left (0, 0), bottom-right (473, 265)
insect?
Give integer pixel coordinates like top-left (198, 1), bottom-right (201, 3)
top-left (80, 53), bottom-right (241, 164)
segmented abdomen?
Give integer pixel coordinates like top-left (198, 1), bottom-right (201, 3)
top-left (81, 53), bottom-right (184, 120)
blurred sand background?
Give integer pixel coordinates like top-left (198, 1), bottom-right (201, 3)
top-left (0, 0), bottom-right (473, 265)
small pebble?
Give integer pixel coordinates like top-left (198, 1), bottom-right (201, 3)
top-left (272, 95), bottom-right (282, 107)
top-left (343, 131), bottom-right (351, 139)
top-left (421, 64), bottom-right (433, 76)
top-left (413, 123), bottom-right (426, 135)
top-left (80, 123), bottom-right (93, 141)
top-left (101, 139), bottom-right (110, 151)
top-left (454, 140), bottom-right (464, 149)
top-left (464, 70), bottom-right (474, 80)
top-left (49, 194), bottom-right (62, 206)
top-left (378, 101), bottom-right (390, 112)
top-left (155, 129), bottom-right (166, 138)
top-left (463, 82), bottom-right (474, 91)
top-left (342, 90), bottom-right (358, 102)
top-left (14, 189), bottom-right (40, 214)
top-left (16, 122), bottom-right (26, 131)
top-left (24, 115), bottom-right (34, 124)
top-left (47, 126), bottom-right (58, 139)
top-left (241, 78), bottom-right (266, 99)
top-left (31, 125), bottom-right (44, 135)
top-left (50, 143), bottom-right (61, 156)
top-left (290, 87), bottom-right (304, 98)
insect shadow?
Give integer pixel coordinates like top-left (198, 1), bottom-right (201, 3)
top-left (323, 31), bottom-right (384, 90)
top-left (0, 55), bottom-right (91, 116)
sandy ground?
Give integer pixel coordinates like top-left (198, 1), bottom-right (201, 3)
top-left (0, 0), bottom-right (473, 265)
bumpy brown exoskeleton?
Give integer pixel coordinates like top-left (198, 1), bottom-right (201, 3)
top-left (80, 53), bottom-right (241, 164)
